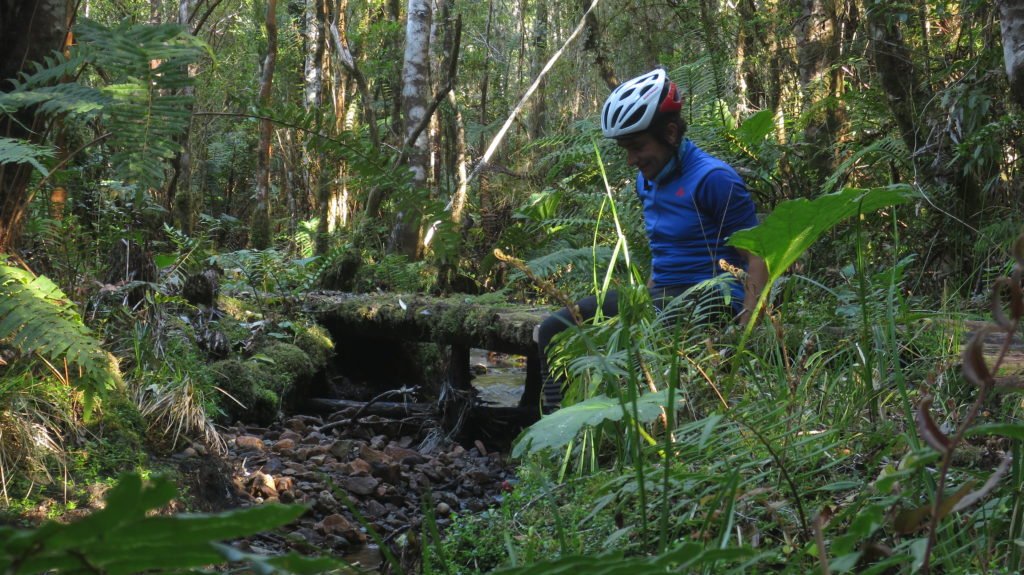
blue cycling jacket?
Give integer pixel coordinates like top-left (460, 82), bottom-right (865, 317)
top-left (636, 139), bottom-right (759, 299)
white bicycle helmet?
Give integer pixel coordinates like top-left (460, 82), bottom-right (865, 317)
top-left (601, 69), bottom-right (682, 138)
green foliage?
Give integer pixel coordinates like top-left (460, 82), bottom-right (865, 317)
top-left (0, 137), bottom-right (54, 176)
top-left (0, 473), bottom-right (341, 574)
top-left (0, 262), bottom-right (121, 414)
top-left (2, 18), bottom-right (207, 193)
top-left (513, 389), bottom-right (684, 458)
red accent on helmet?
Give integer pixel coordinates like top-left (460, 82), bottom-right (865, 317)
top-left (659, 82), bottom-right (682, 113)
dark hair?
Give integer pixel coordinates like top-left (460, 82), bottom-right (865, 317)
top-left (650, 109), bottom-right (687, 148)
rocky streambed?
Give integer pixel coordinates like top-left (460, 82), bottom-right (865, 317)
top-left (182, 407), bottom-right (517, 571)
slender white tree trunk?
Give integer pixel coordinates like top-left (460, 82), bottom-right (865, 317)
top-left (999, 0), bottom-right (1024, 108)
top-left (390, 0), bottom-right (432, 258)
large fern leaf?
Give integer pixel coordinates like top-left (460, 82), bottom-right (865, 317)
top-left (0, 264), bottom-right (121, 415)
top-left (0, 137), bottom-right (54, 176)
top-left (2, 19), bottom-right (207, 192)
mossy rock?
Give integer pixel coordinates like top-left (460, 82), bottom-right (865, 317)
top-left (293, 322), bottom-right (335, 368)
top-left (258, 342), bottom-right (315, 381)
top-left (209, 358), bottom-right (286, 426)
top-left (82, 392), bottom-right (147, 476)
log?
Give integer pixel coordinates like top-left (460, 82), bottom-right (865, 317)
top-left (303, 292), bottom-right (548, 356)
top-left (306, 397), bottom-right (433, 417)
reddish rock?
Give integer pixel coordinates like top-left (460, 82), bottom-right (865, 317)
top-left (235, 435), bottom-right (265, 451)
top-left (384, 445), bottom-right (426, 465)
top-left (359, 444), bottom-right (390, 465)
top-left (341, 475), bottom-right (379, 496)
top-left (272, 438), bottom-right (296, 452)
top-left (348, 458), bottom-right (372, 475)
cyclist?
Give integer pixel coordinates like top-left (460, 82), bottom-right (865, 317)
top-left (536, 68), bottom-right (768, 409)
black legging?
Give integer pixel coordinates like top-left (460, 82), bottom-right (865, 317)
top-left (536, 284), bottom-right (738, 407)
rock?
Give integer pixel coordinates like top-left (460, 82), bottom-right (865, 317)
top-left (435, 502), bottom-right (451, 517)
top-left (359, 444), bottom-right (390, 465)
top-left (285, 418), bottom-right (308, 432)
top-left (308, 454), bottom-right (327, 466)
top-left (329, 439), bottom-right (357, 460)
top-left (349, 458), bottom-right (372, 475)
top-left (341, 475), bottom-right (379, 496)
top-left (320, 513), bottom-right (356, 535)
top-left (371, 462), bottom-right (402, 485)
top-left (384, 445), bottom-right (426, 466)
top-left (471, 363), bottom-right (488, 375)
top-left (317, 490), bottom-right (338, 511)
top-left (250, 471), bottom-right (278, 499)
top-left (364, 499), bottom-right (388, 519)
top-left (272, 438), bottom-right (296, 452)
top-left (275, 476), bottom-right (295, 492)
top-left (235, 435), bottom-right (265, 451)
top-left (280, 430), bottom-right (303, 442)
top-left (180, 447), bottom-right (198, 458)
top-left (280, 490), bottom-right (296, 503)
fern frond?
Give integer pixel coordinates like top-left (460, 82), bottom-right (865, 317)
top-left (526, 246), bottom-right (614, 279)
top-left (0, 263), bottom-right (121, 416)
top-left (0, 137), bottom-right (54, 176)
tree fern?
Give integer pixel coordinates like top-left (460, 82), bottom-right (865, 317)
top-left (0, 263), bottom-right (121, 416)
top-left (0, 137), bottom-right (54, 176)
top-left (2, 18), bottom-right (207, 193)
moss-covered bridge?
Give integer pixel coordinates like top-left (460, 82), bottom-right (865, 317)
top-left (303, 292), bottom-right (550, 408)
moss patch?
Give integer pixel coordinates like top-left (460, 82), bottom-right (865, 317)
top-left (209, 358), bottom-right (286, 426)
top-left (293, 322), bottom-right (335, 368)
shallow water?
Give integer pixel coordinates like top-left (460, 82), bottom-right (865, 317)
top-left (470, 349), bottom-right (527, 407)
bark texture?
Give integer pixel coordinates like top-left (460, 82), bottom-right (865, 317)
top-left (251, 0), bottom-right (278, 249)
top-left (0, 0), bottom-right (69, 251)
top-left (999, 0), bottom-right (1024, 109)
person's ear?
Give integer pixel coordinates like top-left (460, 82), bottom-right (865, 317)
top-left (665, 122), bottom-right (680, 146)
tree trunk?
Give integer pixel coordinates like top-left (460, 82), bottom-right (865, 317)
top-left (304, 0), bottom-right (325, 251)
top-left (0, 0), bottom-right (70, 252)
top-left (168, 0), bottom-right (197, 234)
top-left (998, 0), bottom-right (1024, 109)
top-left (581, 0), bottom-right (617, 90)
top-left (389, 0), bottom-right (432, 259)
top-left (527, 0), bottom-right (548, 140)
top-left (251, 0), bottom-right (278, 249)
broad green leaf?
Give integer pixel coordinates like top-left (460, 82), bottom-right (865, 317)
top-left (727, 185), bottom-right (915, 337)
top-left (736, 110), bottom-right (774, 147)
top-left (830, 552), bottom-right (864, 573)
top-left (965, 423), bottom-right (1024, 440)
top-left (728, 185), bottom-right (915, 280)
top-left (512, 389), bottom-right (684, 457)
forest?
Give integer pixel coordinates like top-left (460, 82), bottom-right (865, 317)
top-left (2, 0), bottom-right (1024, 572)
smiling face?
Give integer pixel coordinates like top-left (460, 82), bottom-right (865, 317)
top-left (615, 123), bottom-right (679, 181)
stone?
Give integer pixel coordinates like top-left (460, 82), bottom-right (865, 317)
top-left (274, 476), bottom-right (295, 492)
top-left (250, 471), bottom-right (278, 499)
top-left (341, 475), bottom-right (379, 496)
top-left (363, 499), bottom-right (387, 519)
top-left (384, 445), bottom-right (426, 466)
top-left (285, 418), bottom-right (308, 432)
top-left (349, 458), bottom-right (373, 475)
top-left (280, 490), bottom-right (296, 504)
top-left (359, 444), bottom-right (390, 465)
top-left (329, 439), bottom-right (357, 460)
top-left (435, 502), bottom-right (451, 517)
top-left (280, 430), bottom-right (303, 442)
top-left (272, 438), bottom-right (296, 452)
top-left (320, 513), bottom-right (356, 535)
top-left (474, 440), bottom-right (488, 456)
top-left (371, 462), bottom-right (401, 485)
top-left (235, 435), bottom-right (265, 451)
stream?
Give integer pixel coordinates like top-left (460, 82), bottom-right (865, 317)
top-left (188, 349), bottom-right (529, 572)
